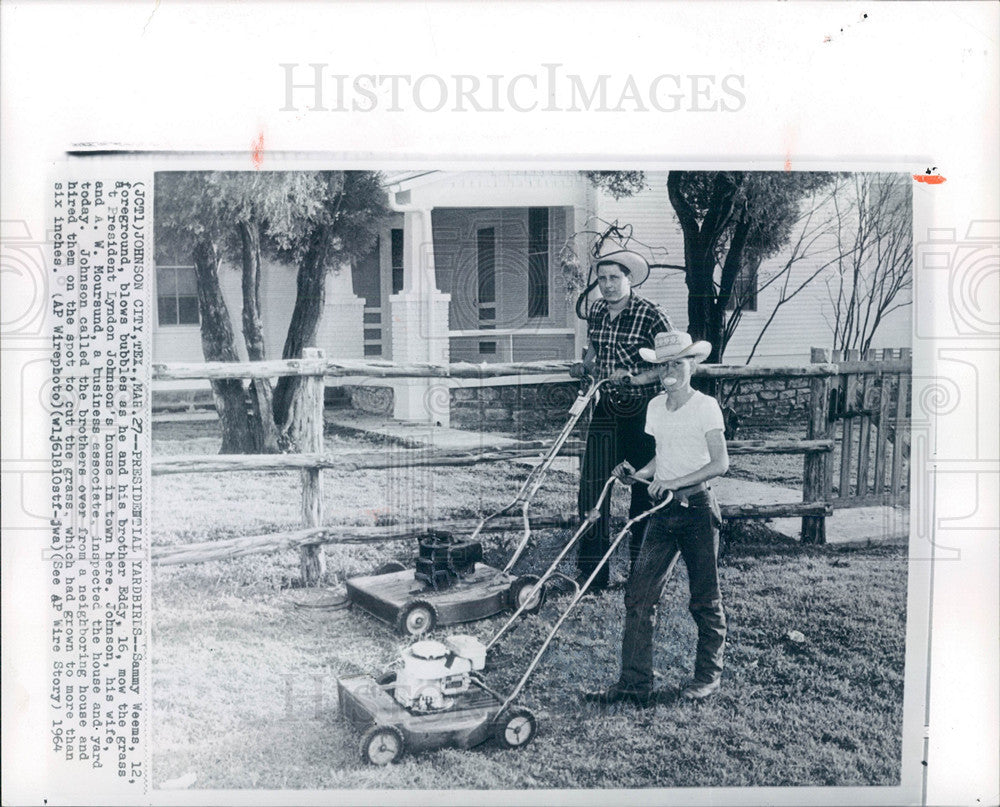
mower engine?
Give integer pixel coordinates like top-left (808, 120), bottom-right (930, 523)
top-left (393, 635), bottom-right (487, 712)
top-left (414, 532), bottom-right (484, 591)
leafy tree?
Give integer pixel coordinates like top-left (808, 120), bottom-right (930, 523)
top-left (587, 171), bottom-right (836, 363)
top-left (582, 171), bottom-right (647, 200)
top-left (665, 171), bottom-right (836, 362)
top-left (156, 172), bottom-right (257, 453)
top-left (271, 171), bottom-right (389, 433)
top-left (155, 171), bottom-right (388, 452)
top-left (217, 172), bottom-right (331, 452)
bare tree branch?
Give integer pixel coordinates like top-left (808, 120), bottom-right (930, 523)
top-left (826, 173), bottom-right (913, 354)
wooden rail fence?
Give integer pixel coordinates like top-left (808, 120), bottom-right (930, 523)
top-left (815, 347), bottom-right (912, 509)
top-left (152, 348), bottom-right (910, 582)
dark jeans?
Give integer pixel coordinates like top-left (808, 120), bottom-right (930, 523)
top-left (619, 490), bottom-right (726, 693)
top-left (577, 393), bottom-right (655, 587)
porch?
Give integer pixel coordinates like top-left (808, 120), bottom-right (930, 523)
top-left (349, 171), bottom-right (596, 423)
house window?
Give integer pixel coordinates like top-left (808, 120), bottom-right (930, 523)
top-left (156, 265), bottom-right (199, 325)
top-left (527, 207), bottom-right (549, 318)
top-left (477, 227), bottom-right (496, 327)
top-left (391, 228), bottom-right (404, 294)
top-left (725, 263), bottom-right (758, 313)
top-left (478, 307), bottom-right (496, 330)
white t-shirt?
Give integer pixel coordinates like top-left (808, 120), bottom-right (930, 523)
top-left (644, 390), bottom-right (726, 481)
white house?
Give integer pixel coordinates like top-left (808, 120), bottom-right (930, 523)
top-left (153, 170), bottom-right (912, 423)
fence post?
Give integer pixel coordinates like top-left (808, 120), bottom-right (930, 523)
top-left (802, 348), bottom-right (833, 543)
top-left (299, 347), bottom-right (326, 585)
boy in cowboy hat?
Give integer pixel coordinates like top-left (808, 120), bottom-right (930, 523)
top-left (584, 331), bottom-right (729, 705)
top-left (571, 248), bottom-right (673, 592)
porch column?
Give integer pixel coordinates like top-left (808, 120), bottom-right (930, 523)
top-left (388, 208), bottom-right (452, 426)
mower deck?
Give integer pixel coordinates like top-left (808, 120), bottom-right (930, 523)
top-left (338, 673), bottom-right (502, 753)
top-left (345, 563), bottom-right (514, 633)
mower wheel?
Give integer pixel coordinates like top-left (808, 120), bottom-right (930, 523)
top-left (396, 600), bottom-right (438, 637)
top-left (494, 706), bottom-right (537, 750)
top-left (508, 575), bottom-right (546, 615)
top-left (359, 724), bottom-right (405, 765)
top-left (372, 561), bottom-right (407, 576)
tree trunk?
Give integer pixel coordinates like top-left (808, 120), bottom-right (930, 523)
top-left (685, 248), bottom-right (718, 348)
top-left (273, 224), bottom-right (332, 436)
top-left (192, 238), bottom-right (254, 454)
top-left (238, 220), bottom-right (280, 453)
top-left (714, 211), bottom-right (753, 360)
top-left (706, 303), bottom-right (726, 363)
top-left (668, 171), bottom-right (741, 365)
top-left (680, 243), bottom-right (720, 397)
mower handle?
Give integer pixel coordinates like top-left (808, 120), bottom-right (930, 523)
top-left (496, 489), bottom-right (676, 714)
top-left (488, 472), bottom-right (669, 650)
top-left (487, 376), bottom-right (612, 574)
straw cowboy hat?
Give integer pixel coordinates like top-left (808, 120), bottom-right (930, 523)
top-left (594, 248), bottom-right (650, 288)
top-left (639, 331), bottom-right (713, 364)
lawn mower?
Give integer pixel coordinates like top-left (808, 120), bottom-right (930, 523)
top-left (344, 377), bottom-right (612, 637)
top-left (337, 477), bottom-right (675, 764)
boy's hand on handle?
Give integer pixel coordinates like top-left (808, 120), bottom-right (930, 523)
top-left (612, 461), bottom-right (637, 485)
top-left (648, 478), bottom-right (673, 500)
top-left (614, 461), bottom-right (654, 487)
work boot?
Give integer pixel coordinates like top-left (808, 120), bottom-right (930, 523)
top-left (582, 684), bottom-right (653, 708)
top-left (679, 677), bottom-right (721, 700)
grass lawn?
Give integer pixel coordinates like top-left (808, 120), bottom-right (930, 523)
top-left (151, 420), bottom-right (907, 790)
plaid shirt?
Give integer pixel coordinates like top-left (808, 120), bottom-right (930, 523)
top-left (588, 293), bottom-right (673, 400)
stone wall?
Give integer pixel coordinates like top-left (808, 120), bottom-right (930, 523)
top-left (447, 379), bottom-right (812, 432)
top-left (342, 377), bottom-right (811, 431)
top-left (449, 382), bottom-right (582, 433)
top-left (154, 377), bottom-right (813, 430)
top-left (718, 377), bottom-right (812, 426)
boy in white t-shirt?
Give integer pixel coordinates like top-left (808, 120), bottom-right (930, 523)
top-left (584, 331), bottom-right (729, 706)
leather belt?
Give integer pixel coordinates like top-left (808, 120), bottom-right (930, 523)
top-left (673, 482), bottom-right (709, 507)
